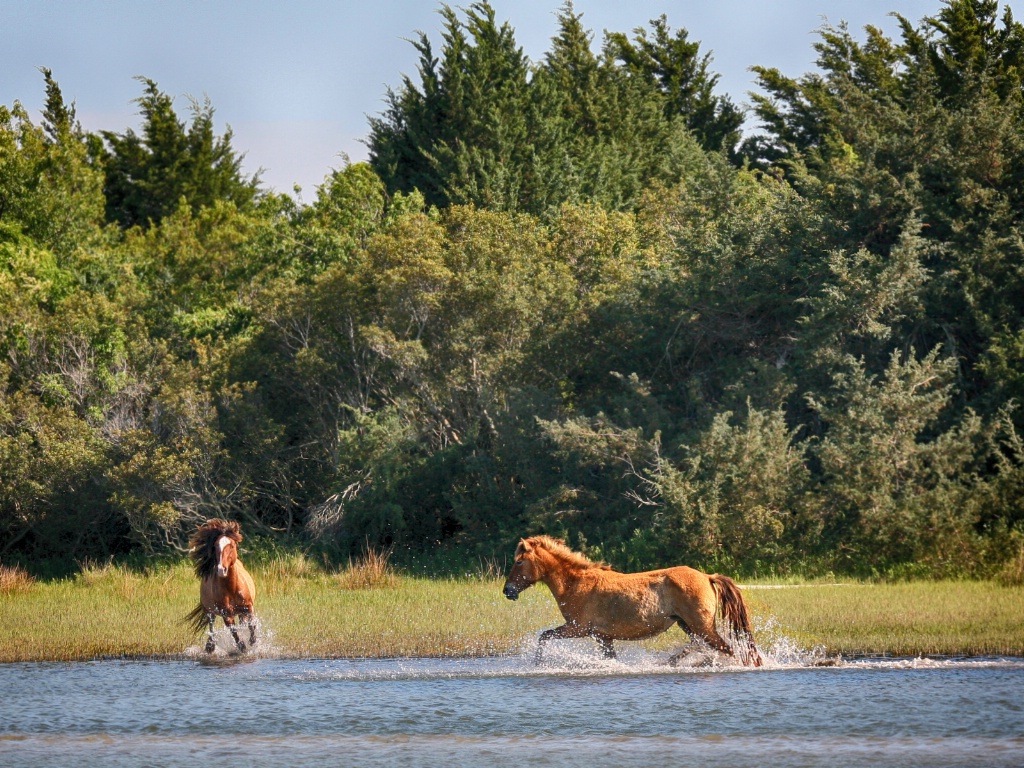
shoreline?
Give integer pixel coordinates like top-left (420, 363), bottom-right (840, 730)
top-left (3, 649), bottom-right (1023, 665)
top-left (2, 565), bottom-right (1022, 663)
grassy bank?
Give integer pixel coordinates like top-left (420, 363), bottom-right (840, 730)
top-left (744, 580), bottom-right (1024, 658)
top-left (1, 558), bottom-right (1021, 662)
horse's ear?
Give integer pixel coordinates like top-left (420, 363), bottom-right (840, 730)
top-left (519, 538), bottom-right (533, 553)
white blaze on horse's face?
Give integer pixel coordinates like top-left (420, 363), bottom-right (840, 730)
top-left (216, 536), bottom-right (233, 577)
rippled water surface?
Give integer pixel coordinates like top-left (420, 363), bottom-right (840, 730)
top-left (2, 648), bottom-right (1022, 767)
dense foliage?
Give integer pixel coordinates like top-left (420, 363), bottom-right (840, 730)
top-left (2, 1), bottom-right (1023, 579)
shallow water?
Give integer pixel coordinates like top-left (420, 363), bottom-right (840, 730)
top-left (1, 642), bottom-right (1022, 767)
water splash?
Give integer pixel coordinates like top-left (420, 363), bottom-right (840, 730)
top-left (182, 614), bottom-right (1021, 677)
top-left (184, 617), bottom-right (279, 662)
top-left (751, 615), bottom-right (835, 667)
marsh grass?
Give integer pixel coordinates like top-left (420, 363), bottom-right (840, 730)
top-left (996, 542), bottom-right (1024, 586)
top-left (747, 580), bottom-right (1024, 657)
top-left (0, 564), bottom-right (36, 594)
top-left (0, 562), bottom-right (1021, 662)
top-left (333, 546), bottom-right (398, 590)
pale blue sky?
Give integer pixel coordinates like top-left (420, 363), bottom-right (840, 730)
top-left (2, 1), bottom-right (966, 195)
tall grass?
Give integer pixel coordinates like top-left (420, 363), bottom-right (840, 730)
top-left (0, 564), bottom-right (36, 594)
top-left (0, 560), bottom-right (1021, 662)
top-left (747, 580), bottom-right (1024, 657)
top-left (333, 546), bottom-right (398, 590)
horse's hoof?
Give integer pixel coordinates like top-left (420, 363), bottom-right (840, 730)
top-left (204, 641), bottom-right (215, 654)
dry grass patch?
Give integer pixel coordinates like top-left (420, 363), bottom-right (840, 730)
top-left (334, 547), bottom-right (398, 590)
top-left (0, 564), bottom-right (35, 594)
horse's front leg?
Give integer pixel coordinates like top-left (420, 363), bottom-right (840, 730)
top-left (535, 627), bottom-right (557, 664)
top-left (593, 633), bottom-right (616, 660)
top-left (535, 623), bottom-right (583, 664)
top-left (224, 616), bottom-right (247, 653)
top-left (241, 609), bottom-right (258, 647)
top-left (204, 613), bottom-right (216, 654)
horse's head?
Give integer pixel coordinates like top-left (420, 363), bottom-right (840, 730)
top-left (189, 519), bottom-right (243, 580)
top-left (503, 538), bottom-right (543, 600)
top-left (215, 535), bottom-right (238, 578)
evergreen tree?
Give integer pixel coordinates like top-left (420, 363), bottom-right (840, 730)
top-left (607, 15), bottom-right (745, 157)
top-left (528, 3), bottom-right (704, 213)
top-left (368, 3), bottom-right (531, 211)
top-left (369, 2), bottom-right (735, 215)
top-left (745, 0), bottom-right (1024, 419)
top-left (0, 68), bottom-right (105, 256)
top-left (101, 78), bottom-right (260, 229)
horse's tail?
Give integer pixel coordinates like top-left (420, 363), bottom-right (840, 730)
top-left (709, 574), bottom-right (762, 667)
top-left (182, 603), bottom-right (209, 636)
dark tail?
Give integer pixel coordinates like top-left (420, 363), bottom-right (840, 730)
top-left (182, 603), bottom-right (209, 636)
top-left (709, 574), bottom-right (762, 666)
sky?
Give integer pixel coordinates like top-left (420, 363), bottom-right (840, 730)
top-left (2, 0), bottom-right (973, 196)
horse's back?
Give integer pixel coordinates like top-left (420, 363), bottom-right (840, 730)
top-left (572, 566), bottom-right (708, 639)
top-left (659, 564), bottom-right (713, 593)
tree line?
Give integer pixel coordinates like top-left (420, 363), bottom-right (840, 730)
top-left (2, 0), bottom-right (1023, 579)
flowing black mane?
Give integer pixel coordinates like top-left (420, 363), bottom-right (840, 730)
top-left (188, 519), bottom-right (242, 579)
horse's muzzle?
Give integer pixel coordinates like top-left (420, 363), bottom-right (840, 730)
top-left (503, 583), bottom-right (520, 600)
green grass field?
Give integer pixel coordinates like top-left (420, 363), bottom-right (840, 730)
top-left (1, 558), bottom-right (1021, 662)
top-left (743, 579), bottom-right (1024, 658)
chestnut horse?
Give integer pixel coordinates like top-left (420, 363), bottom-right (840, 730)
top-left (503, 535), bottom-right (761, 666)
top-left (183, 519), bottom-right (258, 654)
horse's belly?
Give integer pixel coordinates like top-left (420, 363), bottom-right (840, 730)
top-left (609, 617), bottom-right (675, 641)
top-left (591, 590), bottom-right (675, 640)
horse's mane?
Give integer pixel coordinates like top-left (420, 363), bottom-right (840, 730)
top-left (524, 535), bottom-right (613, 571)
top-left (188, 518), bottom-right (242, 579)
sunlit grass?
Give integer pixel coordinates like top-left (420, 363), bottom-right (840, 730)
top-left (0, 559), bottom-right (196, 661)
top-left (0, 555), bottom-right (559, 662)
top-left (0, 561), bottom-right (1021, 662)
top-left (0, 564), bottom-right (36, 594)
top-left (745, 580), bottom-right (1024, 657)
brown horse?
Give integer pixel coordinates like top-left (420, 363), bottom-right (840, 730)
top-left (183, 519), bottom-right (258, 654)
top-left (503, 535), bottom-right (761, 666)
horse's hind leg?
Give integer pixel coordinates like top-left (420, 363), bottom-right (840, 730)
top-left (666, 617), bottom-right (698, 665)
top-left (668, 611), bottom-right (732, 665)
top-left (694, 627), bottom-right (734, 663)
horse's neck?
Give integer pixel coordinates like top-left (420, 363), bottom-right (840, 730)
top-left (223, 560), bottom-right (244, 580)
top-left (539, 552), bottom-right (583, 599)
top-left (207, 557), bottom-right (238, 579)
